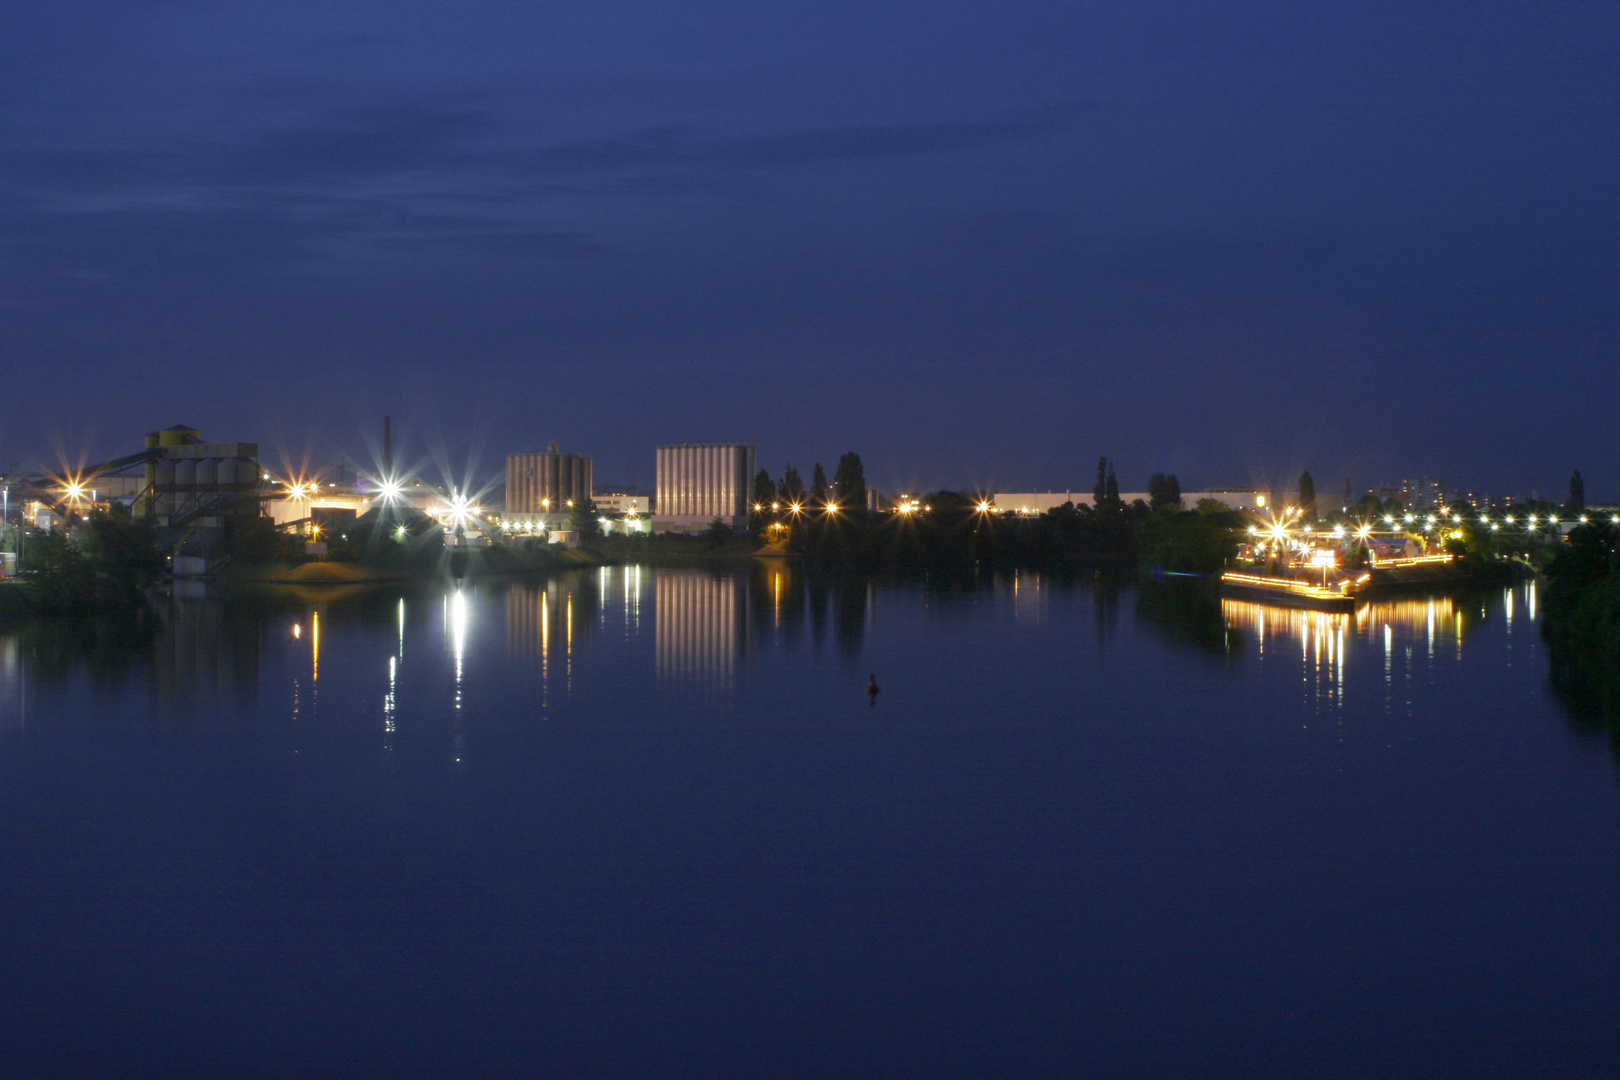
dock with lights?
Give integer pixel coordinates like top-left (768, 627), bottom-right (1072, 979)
top-left (1218, 571), bottom-right (1360, 612)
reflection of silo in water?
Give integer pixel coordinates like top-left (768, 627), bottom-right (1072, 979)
top-left (505, 574), bottom-right (596, 668)
top-left (148, 598), bottom-right (260, 717)
top-left (657, 573), bottom-right (748, 697)
top-left (0, 634), bottom-right (18, 722)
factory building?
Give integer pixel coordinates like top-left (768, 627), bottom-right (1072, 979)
top-left (654, 442), bottom-right (756, 533)
top-left (991, 489), bottom-right (1275, 513)
top-left (140, 426), bottom-right (262, 530)
top-left (505, 445), bottom-right (592, 531)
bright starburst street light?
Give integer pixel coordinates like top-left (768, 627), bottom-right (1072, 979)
top-left (977, 501), bottom-right (993, 514)
top-left (443, 491), bottom-right (480, 531)
top-left (378, 477), bottom-right (403, 502)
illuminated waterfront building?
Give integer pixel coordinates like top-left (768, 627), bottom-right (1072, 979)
top-left (505, 444), bottom-right (592, 531)
top-left (654, 442), bottom-right (756, 533)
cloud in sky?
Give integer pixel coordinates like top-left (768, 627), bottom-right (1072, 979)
top-left (0, 2), bottom-right (1618, 496)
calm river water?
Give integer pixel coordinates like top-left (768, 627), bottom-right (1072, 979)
top-left (1, 565), bottom-right (1616, 1078)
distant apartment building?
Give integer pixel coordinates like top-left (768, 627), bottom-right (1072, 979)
top-left (506, 445), bottom-right (592, 528)
top-left (654, 442), bottom-right (756, 532)
top-left (1402, 477), bottom-right (1444, 509)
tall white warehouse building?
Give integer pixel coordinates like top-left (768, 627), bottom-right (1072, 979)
top-left (655, 442), bottom-right (757, 533)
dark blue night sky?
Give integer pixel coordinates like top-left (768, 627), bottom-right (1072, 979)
top-left (2, 2), bottom-right (1616, 499)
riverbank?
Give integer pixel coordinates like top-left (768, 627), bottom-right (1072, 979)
top-left (1542, 522), bottom-right (1620, 720)
top-left (0, 581), bottom-right (37, 619)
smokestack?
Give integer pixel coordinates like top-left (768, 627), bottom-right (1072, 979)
top-left (383, 416), bottom-right (392, 476)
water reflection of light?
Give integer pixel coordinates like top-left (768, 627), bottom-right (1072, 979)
top-left (311, 611), bottom-right (320, 683)
top-left (384, 655), bottom-right (396, 740)
top-left (0, 635), bottom-right (21, 727)
top-left (1010, 571), bottom-right (1042, 620)
top-left (1222, 590), bottom-right (1542, 715)
top-left (657, 572), bottom-right (746, 698)
top-left (506, 575), bottom-right (618, 702)
top-left (1224, 598), bottom-right (1449, 709)
top-left (397, 598), bottom-right (405, 658)
top-left (629, 565), bottom-right (642, 634)
top-left (450, 590), bottom-right (467, 711)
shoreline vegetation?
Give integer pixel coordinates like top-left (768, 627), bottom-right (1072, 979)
top-left (1542, 521), bottom-right (1620, 727)
top-left (0, 442), bottom-right (1567, 634)
top-left (4, 488), bottom-right (1545, 616)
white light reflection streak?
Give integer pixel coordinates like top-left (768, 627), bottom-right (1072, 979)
top-left (384, 655), bottom-right (396, 743)
top-left (630, 565), bottom-right (642, 634)
top-left (451, 590), bottom-right (467, 712)
top-left (1336, 621), bottom-right (1345, 703)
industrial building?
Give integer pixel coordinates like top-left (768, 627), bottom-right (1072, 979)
top-left (654, 442), bottom-right (756, 533)
top-left (992, 489), bottom-right (1275, 513)
top-left (40, 425), bottom-right (267, 560)
top-left (505, 445), bottom-right (592, 531)
top-left (138, 426), bottom-right (262, 529)
top-left (591, 490), bottom-right (652, 536)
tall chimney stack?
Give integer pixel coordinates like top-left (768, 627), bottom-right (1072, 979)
top-left (383, 416), bottom-right (393, 476)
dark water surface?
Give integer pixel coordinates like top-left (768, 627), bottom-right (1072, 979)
top-left (1, 567), bottom-right (1616, 1078)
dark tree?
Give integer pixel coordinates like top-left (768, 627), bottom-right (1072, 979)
top-left (1094, 457), bottom-right (1108, 507)
top-left (570, 496), bottom-right (600, 538)
top-left (1149, 473), bottom-right (1182, 510)
top-left (752, 468), bottom-right (777, 509)
top-left (832, 452), bottom-right (867, 512)
top-left (811, 463), bottom-right (828, 504)
top-left (703, 517), bottom-right (733, 548)
top-left (1570, 469), bottom-right (1586, 513)
top-left (1148, 473), bottom-right (1167, 509)
top-left (1105, 462), bottom-right (1120, 505)
top-left (1298, 470), bottom-right (1317, 520)
top-left (780, 465), bottom-right (804, 505)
